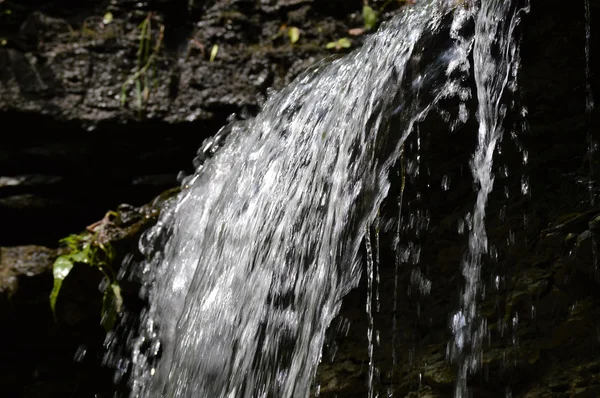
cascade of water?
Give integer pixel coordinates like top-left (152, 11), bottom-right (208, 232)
top-left (113, 1), bottom-right (535, 397)
top-left (125, 2), bottom-right (481, 397)
top-left (448, 0), bottom-right (529, 396)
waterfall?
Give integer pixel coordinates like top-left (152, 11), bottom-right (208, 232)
top-left (448, 1), bottom-right (529, 396)
top-left (122, 1), bottom-right (530, 397)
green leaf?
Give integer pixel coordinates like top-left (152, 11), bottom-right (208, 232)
top-left (325, 41), bottom-right (337, 49)
top-left (337, 37), bottom-right (352, 48)
top-left (70, 248), bottom-right (89, 264)
top-left (50, 256), bottom-right (75, 316)
top-left (0, 39), bottom-right (6, 46)
top-left (209, 44), bottom-right (219, 62)
top-left (60, 234), bottom-right (83, 251)
top-left (362, 5), bottom-right (378, 31)
top-left (288, 27), bottom-right (300, 44)
top-left (101, 283), bottom-right (123, 332)
top-left (103, 12), bottom-right (113, 25)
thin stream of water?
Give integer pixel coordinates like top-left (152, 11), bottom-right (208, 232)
top-left (365, 230), bottom-right (375, 398)
top-left (449, 1), bottom-right (529, 396)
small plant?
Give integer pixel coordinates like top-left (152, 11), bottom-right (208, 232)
top-left (62, 11), bottom-right (121, 43)
top-left (326, 1), bottom-right (376, 51)
top-left (121, 12), bottom-right (164, 116)
top-left (326, 37), bottom-right (352, 51)
top-left (362, 4), bottom-right (378, 31)
top-left (50, 211), bottom-right (123, 332)
top-left (347, 0), bottom-right (416, 38)
top-left (272, 24), bottom-right (301, 45)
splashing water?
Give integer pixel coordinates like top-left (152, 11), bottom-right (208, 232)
top-left (130, 3), bottom-right (456, 397)
top-left (121, 1), bottom-right (530, 397)
top-left (448, 0), bottom-right (529, 396)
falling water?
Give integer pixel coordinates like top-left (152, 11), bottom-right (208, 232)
top-left (448, 1), bottom-right (529, 396)
top-left (121, 1), bottom-right (530, 397)
top-left (129, 3), bottom-right (459, 397)
top-left (365, 231), bottom-right (376, 398)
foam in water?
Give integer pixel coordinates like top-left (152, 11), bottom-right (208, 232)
top-left (121, 1), bottom-right (530, 397)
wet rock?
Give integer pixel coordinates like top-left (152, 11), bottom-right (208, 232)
top-left (0, 0), bottom-right (405, 127)
top-left (0, 0), bottom-right (408, 247)
top-left (589, 214), bottom-right (600, 231)
top-left (0, 245), bottom-right (56, 298)
top-left (0, 187), bottom-right (178, 397)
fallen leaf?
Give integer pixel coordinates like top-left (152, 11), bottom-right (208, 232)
top-left (348, 28), bottom-right (365, 36)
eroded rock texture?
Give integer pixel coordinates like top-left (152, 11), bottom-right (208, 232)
top-left (0, 0), bottom-right (404, 245)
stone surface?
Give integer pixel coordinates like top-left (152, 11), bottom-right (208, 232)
top-left (0, 245), bottom-right (57, 297)
top-left (0, 188), bottom-right (178, 397)
top-left (0, 0), bottom-right (406, 247)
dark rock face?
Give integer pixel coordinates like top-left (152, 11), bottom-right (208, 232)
top-left (0, 190), bottom-right (176, 398)
top-left (0, 0), bottom-right (404, 246)
top-left (315, 1), bottom-right (600, 397)
top-left (0, 0), bottom-right (599, 397)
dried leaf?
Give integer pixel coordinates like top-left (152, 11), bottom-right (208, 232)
top-left (348, 28), bottom-right (365, 36)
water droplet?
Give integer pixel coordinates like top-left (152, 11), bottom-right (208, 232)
top-left (74, 345), bottom-right (88, 362)
top-left (441, 174), bottom-right (451, 191)
top-left (490, 246), bottom-right (498, 261)
top-left (521, 175), bottom-right (530, 196)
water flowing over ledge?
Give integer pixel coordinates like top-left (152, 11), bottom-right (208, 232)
top-left (123, 1), bottom-right (532, 397)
